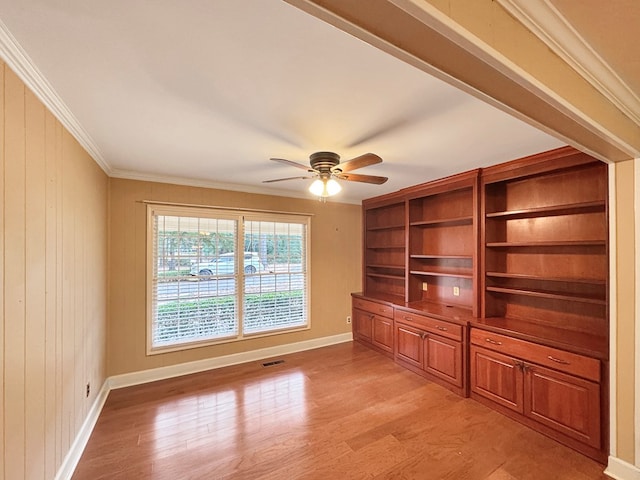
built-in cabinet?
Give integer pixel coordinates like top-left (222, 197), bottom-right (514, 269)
top-left (470, 329), bottom-right (602, 455)
top-left (352, 146), bottom-right (608, 463)
top-left (352, 296), bottom-right (395, 357)
top-left (394, 306), bottom-right (467, 395)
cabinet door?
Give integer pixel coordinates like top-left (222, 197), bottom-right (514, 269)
top-left (524, 363), bottom-right (601, 449)
top-left (353, 309), bottom-right (373, 342)
top-left (372, 316), bottom-right (394, 353)
top-left (470, 345), bottom-right (523, 413)
top-left (424, 334), bottom-right (462, 387)
top-left (395, 324), bottom-right (423, 368)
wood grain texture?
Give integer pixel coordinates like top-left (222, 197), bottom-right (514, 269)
top-left (0, 60), bottom-right (109, 479)
top-left (73, 343), bottom-right (610, 480)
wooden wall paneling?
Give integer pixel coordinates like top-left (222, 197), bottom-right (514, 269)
top-left (61, 129), bottom-right (74, 454)
top-left (54, 119), bottom-right (64, 468)
top-left (0, 61), bottom-right (5, 480)
top-left (4, 65), bottom-right (26, 480)
top-left (44, 107), bottom-right (58, 479)
top-left (25, 87), bottom-right (47, 480)
top-left (69, 131), bottom-right (84, 435)
top-left (0, 61), bottom-right (108, 476)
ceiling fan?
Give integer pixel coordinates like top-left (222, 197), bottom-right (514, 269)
top-left (263, 152), bottom-right (388, 199)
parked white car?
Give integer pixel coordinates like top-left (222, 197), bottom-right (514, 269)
top-left (190, 252), bottom-right (264, 276)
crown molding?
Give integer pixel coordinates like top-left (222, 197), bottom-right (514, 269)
top-left (498, 0), bottom-right (640, 127)
top-left (0, 19), bottom-right (111, 174)
top-left (109, 168), bottom-right (362, 204)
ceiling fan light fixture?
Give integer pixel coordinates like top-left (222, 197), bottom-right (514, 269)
top-left (309, 177), bottom-right (341, 198)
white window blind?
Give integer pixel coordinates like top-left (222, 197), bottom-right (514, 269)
top-left (243, 219), bottom-right (307, 334)
top-left (147, 205), bottom-right (310, 353)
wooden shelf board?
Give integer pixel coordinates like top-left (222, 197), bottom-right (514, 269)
top-left (486, 240), bottom-right (606, 248)
top-left (471, 317), bottom-right (608, 360)
top-left (366, 245), bottom-right (405, 250)
top-left (366, 224), bottom-right (405, 231)
top-left (367, 264), bottom-right (405, 270)
top-left (486, 286), bottom-right (606, 305)
top-left (409, 215), bottom-right (473, 227)
top-left (366, 273), bottom-right (405, 280)
top-left (410, 254), bottom-right (472, 260)
top-left (486, 201), bottom-right (605, 219)
top-left (486, 272), bottom-right (606, 285)
top-left (410, 270), bottom-right (473, 279)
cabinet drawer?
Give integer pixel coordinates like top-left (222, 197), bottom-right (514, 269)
top-left (353, 297), bottom-right (394, 318)
top-left (394, 310), bottom-right (462, 341)
top-left (470, 329), bottom-right (600, 382)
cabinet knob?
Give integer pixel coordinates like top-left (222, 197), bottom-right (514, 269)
top-left (485, 338), bottom-right (502, 346)
top-left (547, 355), bottom-right (570, 365)
top-left (404, 316), bottom-right (412, 321)
top-left (435, 325), bottom-right (448, 331)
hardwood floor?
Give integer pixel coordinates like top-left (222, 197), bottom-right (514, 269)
top-left (73, 342), bottom-right (610, 479)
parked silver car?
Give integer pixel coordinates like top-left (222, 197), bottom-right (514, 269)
top-left (190, 252), bottom-right (263, 276)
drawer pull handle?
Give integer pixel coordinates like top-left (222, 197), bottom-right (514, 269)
top-left (404, 316), bottom-right (412, 321)
top-left (547, 355), bottom-right (570, 365)
top-left (435, 326), bottom-right (448, 331)
top-left (485, 338), bottom-right (502, 346)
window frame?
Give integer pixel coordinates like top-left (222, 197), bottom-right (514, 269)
top-left (146, 204), bottom-right (311, 355)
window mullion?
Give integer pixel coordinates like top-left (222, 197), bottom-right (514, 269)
top-left (237, 214), bottom-right (245, 339)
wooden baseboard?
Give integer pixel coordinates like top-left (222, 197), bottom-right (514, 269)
top-left (54, 380), bottom-right (110, 480)
top-left (604, 456), bottom-right (640, 480)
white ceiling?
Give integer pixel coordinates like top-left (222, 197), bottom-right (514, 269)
top-left (0, 0), bottom-right (566, 203)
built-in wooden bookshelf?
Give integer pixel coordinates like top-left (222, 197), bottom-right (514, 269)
top-left (480, 148), bottom-right (608, 358)
top-left (362, 192), bottom-right (406, 303)
top-left (406, 170), bottom-right (479, 316)
top-left (355, 146), bottom-right (609, 462)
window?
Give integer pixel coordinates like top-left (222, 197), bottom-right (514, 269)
top-left (147, 204), bottom-right (310, 354)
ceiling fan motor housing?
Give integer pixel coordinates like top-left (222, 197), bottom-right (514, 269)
top-left (310, 151), bottom-right (341, 173)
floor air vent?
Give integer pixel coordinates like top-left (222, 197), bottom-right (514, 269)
top-left (262, 359), bottom-right (285, 367)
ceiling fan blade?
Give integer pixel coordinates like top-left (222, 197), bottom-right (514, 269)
top-left (270, 157), bottom-right (314, 171)
top-left (336, 172), bottom-right (388, 184)
top-left (262, 176), bottom-right (311, 183)
top-left (333, 153), bottom-right (382, 173)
